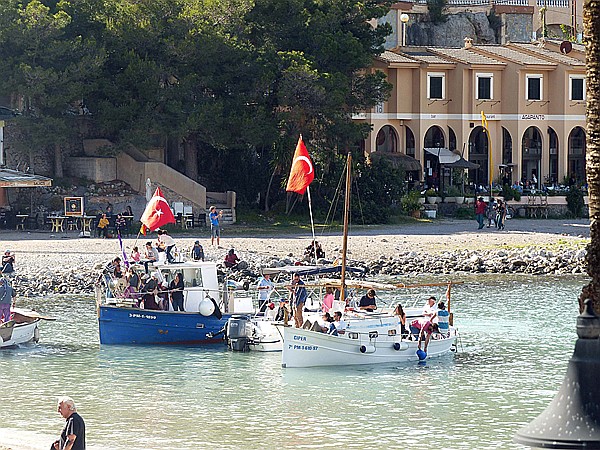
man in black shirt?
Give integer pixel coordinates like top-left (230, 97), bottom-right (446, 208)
top-left (53, 396), bottom-right (85, 450)
top-left (359, 289), bottom-right (377, 312)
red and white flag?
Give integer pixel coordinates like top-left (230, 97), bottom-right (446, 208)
top-left (140, 187), bottom-right (176, 232)
top-left (286, 136), bottom-right (314, 195)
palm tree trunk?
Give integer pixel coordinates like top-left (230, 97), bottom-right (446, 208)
top-left (580, 0), bottom-right (600, 312)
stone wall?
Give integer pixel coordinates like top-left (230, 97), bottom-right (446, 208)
top-left (66, 156), bottom-right (116, 182)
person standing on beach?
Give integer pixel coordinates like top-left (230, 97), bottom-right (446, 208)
top-left (209, 206), bottom-right (223, 247)
top-left (1, 250), bottom-right (15, 276)
top-left (474, 197), bottom-right (486, 230)
top-left (53, 396), bottom-right (85, 450)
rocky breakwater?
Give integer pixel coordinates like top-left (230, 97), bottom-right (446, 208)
top-left (367, 246), bottom-right (588, 276)
top-left (6, 245), bottom-right (588, 299)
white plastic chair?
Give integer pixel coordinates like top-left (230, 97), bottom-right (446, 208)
top-left (172, 202), bottom-right (184, 215)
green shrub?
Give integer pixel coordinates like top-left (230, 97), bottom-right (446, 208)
top-left (566, 186), bottom-right (585, 217)
top-left (454, 206), bottom-right (474, 219)
top-left (445, 186), bottom-right (462, 197)
top-left (501, 185), bottom-right (521, 202)
top-left (401, 190), bottom-right (422, 214)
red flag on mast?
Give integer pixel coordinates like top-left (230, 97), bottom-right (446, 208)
top-left (286, 137), bottom-right (314, 195)
top-left (140, 187), bottom-right (176, 232)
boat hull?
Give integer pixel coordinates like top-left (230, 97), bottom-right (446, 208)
top-left (280, 325), bottom-right (457, 368)
top-left (98, 306), bottom-right (229, 345)
top-left (0, 320), bottom-right (40, 348)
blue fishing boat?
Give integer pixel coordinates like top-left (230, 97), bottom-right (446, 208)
top-left (97, 261), bottom-right (231, 345)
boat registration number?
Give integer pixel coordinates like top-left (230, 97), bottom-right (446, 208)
top-left (288, 344), bottom-right (318, 351)
top-left (129, 313), bottom-right (157, 320)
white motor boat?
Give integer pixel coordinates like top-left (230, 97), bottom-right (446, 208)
top-left (279, 313), bottom-right (457, 368)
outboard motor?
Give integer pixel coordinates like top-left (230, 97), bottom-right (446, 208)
top-left (226, 314), bottom-right (253, 352)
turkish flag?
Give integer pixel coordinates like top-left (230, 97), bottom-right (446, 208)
top-left (286, 137), bottom-right (314, 195)
top-left (140, 187), bottom-right (176, 231)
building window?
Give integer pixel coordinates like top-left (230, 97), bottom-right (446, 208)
top-left (476, 74), bottom-right (493, 100)
top-left (570, 75), bottom-right (585, 101)
top-left (427, 73), bottom-right (445, 99)
top-left (526, 74), bottom-right (543, 101)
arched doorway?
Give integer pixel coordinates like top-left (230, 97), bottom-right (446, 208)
top-left (423, 126), bottom-right (445, 189)
top-left (521, 126), bottom-right (542, 188)
top-left (548, 127), bottom-right (559, 185)
top-left (375, 125), bottom-right (398, 153)
top-left (501, 127), bottom-right (513, 185)
top-left (568, 127), bottom-right (586, 183)
top-left (468, 126), bottom-right (488, 187)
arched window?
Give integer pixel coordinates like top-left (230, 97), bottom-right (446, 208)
top-left (375, 125), bottom-right (398, 153)
top-left (406, 127), bottom-right (415, 157)
top-left (448, 127), bottom-right (457, 152)
top-left (568, 127), bottom-right (586, 183)
top-left (521, 126), bottom-right (542, 188)
top-left (548, 127), bottom-right (559, 184)
top-left (423, 126), bottom-right (445, 149)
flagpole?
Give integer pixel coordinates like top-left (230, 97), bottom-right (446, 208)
top-left (306, 185), bottom-right (318, 262)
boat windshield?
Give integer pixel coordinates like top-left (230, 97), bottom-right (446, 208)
top-left (157, 268), bottom-right (203, 287)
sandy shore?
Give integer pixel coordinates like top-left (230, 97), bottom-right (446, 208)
top-left (1, 218), bottom-right (590, 264)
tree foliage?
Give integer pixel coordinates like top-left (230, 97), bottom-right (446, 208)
top-left (0, 0), bottom-right (394, 214)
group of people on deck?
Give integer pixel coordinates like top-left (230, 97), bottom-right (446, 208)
top-left (254, 268), bottom-right (450, 351)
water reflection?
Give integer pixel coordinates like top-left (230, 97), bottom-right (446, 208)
top-left (0, 275), bottom-right (585, 449)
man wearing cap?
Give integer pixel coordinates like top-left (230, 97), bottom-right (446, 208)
top-left (0, 277), bottom-right (16, 323)
top-left (1, 250), bottom-right (15, 276)
top-left (191, 241), bottom-right (204, 261)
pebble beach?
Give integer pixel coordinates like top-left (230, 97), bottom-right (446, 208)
top-left (1, 218), bottom-right (591, 299)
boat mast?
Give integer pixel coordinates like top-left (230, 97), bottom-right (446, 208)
top-left (340, 152), bottom-right (351, 305)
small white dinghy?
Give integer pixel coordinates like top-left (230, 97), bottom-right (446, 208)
top-left (0, 308), bottom-right (54, 348)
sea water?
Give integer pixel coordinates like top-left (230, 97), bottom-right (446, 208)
top-left (0, 275), bottom-right (584, 449)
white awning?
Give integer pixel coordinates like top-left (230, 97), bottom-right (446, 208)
top-left (423, 147), bottom-right (460, 165)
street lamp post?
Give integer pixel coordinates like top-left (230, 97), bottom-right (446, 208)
top-left (400, 13), bottom-right (409, 47)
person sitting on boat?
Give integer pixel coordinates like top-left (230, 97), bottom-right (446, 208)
top-left (169, 272), bottom-right (185, 311)
top-left (103, 257), bottom-right (122, 298)
top-left (409, 318), bottom-right (439, 350)
top-left (394, 303), bottom-right (408, 337)
top-left (123, 267), bottom-right (140, 300)
top-left (224, 249), bottom-right (240, 269)
top-left (143, 242), bottom-right (159, 272)
top-left (422, 296), bottom-right (438, 321)
top-left (436, 301), bottom-right (450, 337)
top-left (130, 246), bottom-right (141, 263)
top-left (0, 277), bottom-right (16, 324)
top-left (332, 311), bottom-right (346, 335)
top-left (359, 289), bottom-right (377, 312)
top-left (157, 230), bottom-right (176, 263)
top-left (1, 250), bottom-right (15, 276)
top-left (289, 273), bottom-right (308, 328)
top-left (321, 286), bottom-right (334, 313)
top-left (191, 241), bottom-right (205, 262)
top-left (319, 312), bottom-right (336, 333)
top-left (257, 273), bottom-right (274, 312)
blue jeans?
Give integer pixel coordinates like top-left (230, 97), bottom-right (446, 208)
top-left (476, 213), bottom-right (484, 229)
